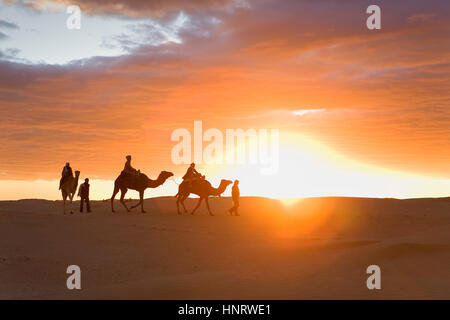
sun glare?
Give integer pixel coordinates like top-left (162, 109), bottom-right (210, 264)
top-left (279, 198), bottom-right (302, 206)
top-left (207, 132), bottom-right (450, 200)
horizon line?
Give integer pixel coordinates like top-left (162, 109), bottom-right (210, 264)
top-left (2, 195), bottom-right (449, 202)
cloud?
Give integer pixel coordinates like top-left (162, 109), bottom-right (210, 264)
top-left (407, 13), bottom-right (437, 23)
top-left (0, 0), bottom-right (449, 181)
top-left (292, 109), bottom-right (326, 116)
top-left (0, 20), bottom-right (19, 29)
top-left (0, 19), bottom-right (19, 41)
top-left (5, 0), bottom-right (247, 17)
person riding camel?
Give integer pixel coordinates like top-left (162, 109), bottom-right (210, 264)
top-left (182, 163), bottom-right (203, 186)
top-left (59, 162), bottom-right (73, 190)
top-left (123, 155), bottom-right (140, 176)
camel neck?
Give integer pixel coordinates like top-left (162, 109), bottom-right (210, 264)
top-left (148, 175), bottom-right (165, 188)
top-left (212, 183), bottom-right (226, 196)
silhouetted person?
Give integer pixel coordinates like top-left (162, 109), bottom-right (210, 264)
top-left (78, 178), bottom-right (91, 213)
top-left (182, 163), bottom-right (202, 186)
top-left (123, 155), bottom-right (139, 175)
top-left (59, 162), bottom-right (73, 190)
top-left (229, 180), bottom-right (240, 216)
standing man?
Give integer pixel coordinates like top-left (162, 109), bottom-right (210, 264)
top-left (229, 180), bottom-right (240, 216)
top-left (78, 178), bottom-right (91, 213)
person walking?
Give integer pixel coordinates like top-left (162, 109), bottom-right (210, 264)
top-left (78, 178), bottom-right (91, 213)
top-left (228, 180), bottom-right (240, 216)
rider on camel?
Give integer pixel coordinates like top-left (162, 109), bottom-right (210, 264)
top-left (182, 163), bottom-right (202, 186)
top-left (123, 155), bottom-right (140, 175)
top-left (59, 162), bottom-right (73, 190)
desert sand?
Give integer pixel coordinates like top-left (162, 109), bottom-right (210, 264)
top-left (0, 196), bottom-right (449, 299)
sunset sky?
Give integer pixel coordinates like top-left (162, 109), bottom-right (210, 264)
top-left (0, 0), bottom-right (449, 200)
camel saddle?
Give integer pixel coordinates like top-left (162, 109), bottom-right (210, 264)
top-left (121, 170), bottom-right (142, 184)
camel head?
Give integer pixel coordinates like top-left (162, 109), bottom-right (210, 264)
top-left (147, 171), bottom-right (174, 188)
top-left (74, 170), bottom-right (80, 177)
top-left (221, 179), bottom-right (233, 187)
top-left (216, 179), bottom-right (233, 195)
top-left (159, 171), bottom-right (174, 181)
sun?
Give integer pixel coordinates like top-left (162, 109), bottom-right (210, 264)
top-left (202, 131), bottom-right (449, 200)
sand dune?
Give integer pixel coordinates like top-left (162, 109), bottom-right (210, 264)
top-left (0, 196), bottom-right (449, 299)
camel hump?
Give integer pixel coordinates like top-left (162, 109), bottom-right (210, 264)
top-left (120, 170), bottom-right (148, 181)
top-left (184, 178), bottom-right (212, 189)
top-left (121, 170), bottom-right (141, 176)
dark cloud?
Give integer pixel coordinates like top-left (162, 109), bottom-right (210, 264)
top-left (0, 20), bottom-right (19, 29)
top-left (6, 0), bottom-right (245, 18)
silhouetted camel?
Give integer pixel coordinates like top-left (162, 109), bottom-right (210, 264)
top-left (176, 179), bottom-right (232, 216)
top-left (111, 171), bottom-right (173, 213)
top-left (61, 170), bottom-right (80, 214)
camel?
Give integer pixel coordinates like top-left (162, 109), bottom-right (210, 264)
top-left (61, 170), bottom-right (80, 214)
top-left (176, 178), bottom-right (232, 216)
top-left (111, 170), bottom-right (173, 213)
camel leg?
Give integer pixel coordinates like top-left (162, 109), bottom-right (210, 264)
top-left (181, 194), bottom-right (189, 214)
top-left (176, 195), bottom-right (182, 215)
top-left (111, 185), bottom-right (120, 213)
top-left (191, 197), bottom-right (203, 215)
top-left (177, 193), bottom-right (189, 215)
top-left (69, 193), bottom-right (74, 214)
top-left (130, 191), bottom-right (145, 213)
top-left (205, 197), bottom-right (214, 216)
top-left (130, 196), bottom-right (142, 211)
top-left (138, 191), bottom-right (146, 213)
top-left (62, 193), bottom-right (67, 215)
top-left (119, 189), bottom-right (130, 212)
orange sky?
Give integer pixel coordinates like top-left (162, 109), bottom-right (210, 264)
top-left (0, 0), bottom-right (449, 200)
